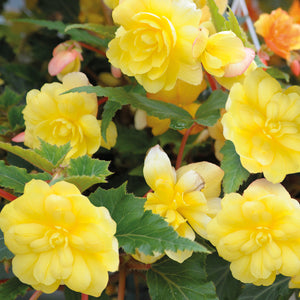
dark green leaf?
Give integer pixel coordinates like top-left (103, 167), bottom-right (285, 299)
top-left (0, 141), bottom-right (54, 173)
top-left (34, 140), bottom-right (71, 168)
top-left (147, 254), bottom-right (218, 300)
top-left (0, 161), bottom-right (51, 193)
top-left (89, 184), bottom-right (208, 255)
top-left (65, 156), bottom-right (112, 192)
top-left (101, 101), bottom-right (121, 142)
top-left (0, 277), bottom-right (29, 300)
top-left (238, 275), bottom-right (292, 300)
top-left (115, 126), bottom-right (158, 155)
top-left (0, 231), bottom-right (13, 262)
top-left (15, 19), bottom-right (109, 48)
top-left (195, 90), bottom-right (228, 126)
top-left (65, 23), bottom-right (117, 39)
top-left (206, 252), bottom-right (243, 300)
top-left (65, 86), bottom-right (194, 130)
top-left (207, 0), bottom-right (226, 31)
top-left (0, 87), bottom-right (23, 109)
top-left (266, 67), bottom-right (290, 82)
top-left (7, 105), bottom-right (24, 129)
top-left (220, 141), bottom-right (250, 193)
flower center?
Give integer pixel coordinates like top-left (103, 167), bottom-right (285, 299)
top-left (51, 118), bottom-right (74, 138)
top-left (49, 226), bottom-right (69, 248)
top-left (263, 119), bottom-right (282, 139)
top-left (252, 226), bottom-right (272, 246)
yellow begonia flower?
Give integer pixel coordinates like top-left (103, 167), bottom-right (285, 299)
top-left (215, 61), bottom-right (257, 90)
top-left (23, 72), bottom-right (101, 161)
top-left (193, 30), bottom-right (255, 78)
top-left (222, 68), bottom-right (300, 183)
top-left (0, 180), bottom-right (119, 296)
top-left (99, 120), bottom-right (118, 150)
top-left (143, 145), bottom-right (223, 262)
top-left (207, 179), bottom-right (300, 285)
top-left (106, 0), bottom-right (203, 93)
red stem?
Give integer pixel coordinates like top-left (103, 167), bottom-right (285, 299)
top-left (0, 188), bottom-right (17, 201)
top-left (117, 266), bottom-right (126, 300)
top-left (205, 72), bottom-right (219, 91)
top-left (78, 42), bottom-right (106, 56)
top-left (98, 97), bottom-right (108, 106)
top-left (176, 123), bottom-right (196, 170)
top-left (81, 294), bottom-right (88, 300)
top-left (29, 291), bottom-right (43, 300)
top-left (143, 189), bottom-right (152, 198)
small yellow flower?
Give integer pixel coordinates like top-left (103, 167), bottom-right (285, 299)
top-left (106, 0), bottom-right (203, 93)
top-left (207, 179), bottom-right (300, 285)
top-left (0, 180), bottom-right (119, 296)
top-left (99, 121), bottom-right (118, 150)
top-left (143, 145), bottom-right (223, 262)
top-left (23, 72), bottom-right (101, 161)
top-left (193, 30), bottom-right (255, 78)
top-left (222, 68), bottom-right (300, 183)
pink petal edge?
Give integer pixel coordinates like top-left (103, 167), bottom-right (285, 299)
top-left (48, 50), bottom-right (78, 76)
top-left (12, 131), bottom-right (25, 143)
top-left (223, 48), bottom-right (255, 78)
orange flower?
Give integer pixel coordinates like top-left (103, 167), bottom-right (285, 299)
top-left (254, 8), bottom-right (300, 60)
top-left (289, 0), bottom-right (300, 24)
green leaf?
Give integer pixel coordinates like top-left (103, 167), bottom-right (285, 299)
top-left (266, 67), bottom-right (290, 82)
top-left (220, 141), bottom-right (250, 193)
top-left (65, 86), bottom-right (194, 130)
top-left (147, 254), bottom-right (218, 300)
top-left (206, 252), bottom-right (243, 300)
top-left (0, 231), bottom-right (13, 262)
top-left (15, 19), bottom-right (109, 48)
top-left (115, 126), bottom-right (158, 155)
top-left (225, 8), bottom-right (251, 47)
top-left (0, 142), bottom-right (54, 173)
top-left (238, 275), bottom-right (292, 300)
top-left (195, 90), bottom-right (228, 126)
top-left (0, 277), bottom-right (29, 300)
top-left (207, 0), bottom-right (226, 31)
top-left (65, 156), bottom-right (112, 192)
top-left (7, 105), bottom-right (24, 130)
top-left (34, 140), bottom-right (71, 168)
top-left (101, 100), bottom-right (121, 142)
top-left (89, 184), bottom-right (208, 255)
top-left (65, 23), bottom-right (117, 39)
top-left (0, 161), bottom-right (51, 193)
top-left (0, 87), bottom-right (23, 109)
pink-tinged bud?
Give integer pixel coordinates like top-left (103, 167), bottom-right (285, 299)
top-left (11, 131), bottom-right (25, 143)
top-left (111, 65), bottom-right (122, 78)
top-left (48, 41), bottom-right (83, 79)
top-left (291, 59), bottom-right (300, 76)
top-left (224, 48), bottom-right (256, 77)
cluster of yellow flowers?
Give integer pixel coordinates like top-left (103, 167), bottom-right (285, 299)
top-left (3, 0), bottom-right (300, 297)
top-left (106, 0), bottom-right (254, 94)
